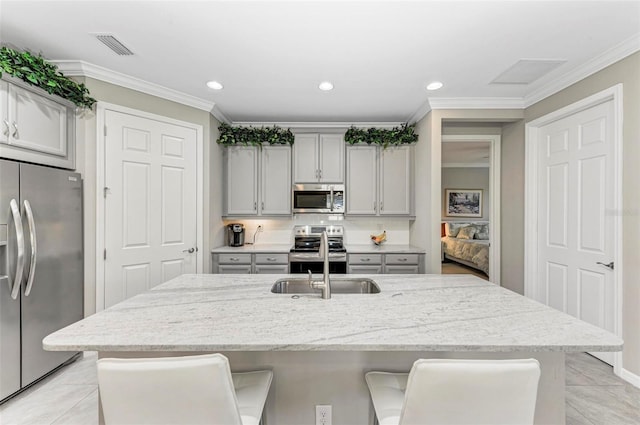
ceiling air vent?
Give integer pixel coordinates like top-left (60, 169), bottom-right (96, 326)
top-left (94, 34), bottom-right (134, 56)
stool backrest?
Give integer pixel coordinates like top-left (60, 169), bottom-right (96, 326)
top-left (400, 358), bottom-right (541, 425)
top-left (97, 353), bottom-right (243, 425)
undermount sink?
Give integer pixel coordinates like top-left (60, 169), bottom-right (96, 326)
top-left (271, 278), bottom-right (380, 294)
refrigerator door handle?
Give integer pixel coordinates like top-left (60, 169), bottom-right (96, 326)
top-left (23, 200), bottom-right (37, 297)
top-left (8, 199), bottom-right (25, 300)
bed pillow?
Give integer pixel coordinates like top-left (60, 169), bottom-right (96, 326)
top-left (446, 222), bottom-right (467, 237)
top-left (457, 226), bottom-right (476, 240)
top-left (474, 224), bottom-right (489, 240)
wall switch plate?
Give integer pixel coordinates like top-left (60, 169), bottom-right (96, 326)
top-left (315, 404), bottom-right (332, 425)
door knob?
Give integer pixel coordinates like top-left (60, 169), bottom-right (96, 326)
top-left (183, 247), bottom-right (195, 254)
top-left (596, 261), bottom-right (614, 270)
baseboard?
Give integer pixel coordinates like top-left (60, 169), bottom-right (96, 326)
top-left (619, 367), bottom-right (640, 388)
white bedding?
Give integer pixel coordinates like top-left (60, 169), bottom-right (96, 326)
top-left (441, 236), bottom-right (489, 275)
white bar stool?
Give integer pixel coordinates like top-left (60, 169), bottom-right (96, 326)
top-left (97, 353), bottom-right (272, 425)
top-left (365, 358), bottom-right (540, 425)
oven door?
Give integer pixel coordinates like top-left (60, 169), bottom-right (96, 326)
top-left (289, 260), bottom-right (347, 274)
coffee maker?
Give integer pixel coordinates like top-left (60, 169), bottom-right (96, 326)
top-left (227, 223), bottom-right (245, 247)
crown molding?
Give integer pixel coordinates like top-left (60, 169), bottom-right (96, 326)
top-left (232, 121), bottom-right (405, 129)
top-left (53, 60), bottom-right (216, 113)
top-left (428, 97), bottom-right (525, 110)
top-left (210, 104), bottom-right (231, 125)
top-left (524, 33), bottom-right (640, 107)
top-left (407, 99), bottom-right (432, 124)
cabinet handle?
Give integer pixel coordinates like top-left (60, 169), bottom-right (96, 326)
top-left (11, 122), bottom-right (19, 139)
top-left (397, 258), bottom-right (408, 262)
top-left (360, 258), bottom-right (371, 262)
top-left (230, 257), bottom-right (239, 262)
top-left (380, 202), bottom-right (383, 212)
top-left (2, 120), bottom-right (9, 137)
top-left (374, 202), bottom-right (377, 211)
top-left (254, 202), bottom-right (257, 211)
top-left (267, 257), bottom-right (276, 262)
top-left (319, 169), bottom-right (322, 179)
top-left (261, 201), bottom-right (265, 210)
top-left (315, 169), bottom-right (319, 179)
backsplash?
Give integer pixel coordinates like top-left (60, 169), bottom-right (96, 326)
top-left (221, 215), bottom-right (410, 246)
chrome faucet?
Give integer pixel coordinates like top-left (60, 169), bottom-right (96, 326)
top-left (308, 231), bottom-right (331, 299)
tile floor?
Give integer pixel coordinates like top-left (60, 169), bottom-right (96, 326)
top-left (0, 352), bottom-right (638, 424)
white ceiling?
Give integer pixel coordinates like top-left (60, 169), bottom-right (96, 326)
top-left (1, 1), bottom-right (639, 123)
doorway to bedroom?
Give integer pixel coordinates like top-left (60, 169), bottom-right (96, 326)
top-left (441, 133), bottom-right (501, 284)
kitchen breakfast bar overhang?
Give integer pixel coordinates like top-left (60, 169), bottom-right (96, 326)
top-left (44, 274), bottom-right (622, 425)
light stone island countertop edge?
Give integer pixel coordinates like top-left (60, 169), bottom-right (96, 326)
top-left (43, 274), bottom-right (623, 353)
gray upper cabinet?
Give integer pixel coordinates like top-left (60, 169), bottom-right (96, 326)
top-left (345, 145), bottom-right (377, 215)
top-left (0, 75), bottom-right (75, 170)
top-left (346, 144), bottom-right (413, 217)
top-left (224, 145), bottom-right (291, 217)
top-left (261, 145), bottom-right (291, 215)
top-left (293, 133), bottom-right (344, 183)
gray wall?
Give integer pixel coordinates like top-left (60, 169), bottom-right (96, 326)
top-left (75, 77), bottom-right (220, 315)
top-left (441, 167), bottom-right (490, 221)
top-left (522, 52), bottom-right (640, 378)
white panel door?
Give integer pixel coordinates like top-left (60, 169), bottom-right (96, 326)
top-left (104, 110), bottom-right (197, 308)
top-left (380, 146), bottom-right (411, 215)
top-left (261, 145), bottom-right (291, 215)
top-left (537, 100), bottom-right (615, 364)
top-left (318, 134), bottom-right (344, 182)
top-left (293, 134), bottom-right (319, 183)
top-left (346, 145), bottom-right (377, 215)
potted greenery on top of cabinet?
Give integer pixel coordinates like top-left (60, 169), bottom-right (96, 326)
top-left (0, 47), bottom-right (95, 170)
top-left (344, 124), bottom-right (418, 217)
top-left (217, 124), bottom-right (293, 217)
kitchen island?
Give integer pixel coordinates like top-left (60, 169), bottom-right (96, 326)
top-left (44, 274), bottom-right (622, 425)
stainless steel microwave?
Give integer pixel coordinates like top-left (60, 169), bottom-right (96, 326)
top-left (292, 184), bottom-right (344, 214)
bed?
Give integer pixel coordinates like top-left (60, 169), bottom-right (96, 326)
top-left (441, 222), bottom-right (490, 275)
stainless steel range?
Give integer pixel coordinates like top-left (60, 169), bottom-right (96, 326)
top-left (289, 225), bottom-right (347, 274)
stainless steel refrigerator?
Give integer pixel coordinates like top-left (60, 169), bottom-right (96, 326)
top-left (0, 159), bottom-right (83, 402)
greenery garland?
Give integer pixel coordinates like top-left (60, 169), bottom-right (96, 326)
top-left (0, 46), bottom-right (96, 109)
top-left (216, 123), bottom-right (294, 147)
top-left (344, 123), bottom-right (418, 148)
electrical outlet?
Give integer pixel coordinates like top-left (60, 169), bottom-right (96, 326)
top-left (257, 225), bottom-right (263, 232)
top-left (315, 405), bottom-right (332, 425)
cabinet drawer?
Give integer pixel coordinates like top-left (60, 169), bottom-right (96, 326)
top-left (384, 265), bottom-right (420, 274)
top-left (254, 264), bottom-right (289, 274)
top-left (216, 264), bottom-right (252, 274)
top-left (348, 265), bottom-right (383, 274)
top-left (255, 253), bottom-right (288, 264)
top-left (217, 253), bottom-right (252, 264)
top-left (385, 254), bottom-right (419, 265)
top-left (348, 254), bottom-right (382, 265)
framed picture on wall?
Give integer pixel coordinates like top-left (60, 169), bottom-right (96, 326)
top-left (445, 189), bottom-right (482, 217)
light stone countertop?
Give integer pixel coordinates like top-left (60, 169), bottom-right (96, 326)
top-left (44, 274), bottom-right (622, 353)
top-left (211, 244), bottom-right (292, 253)
top-left (344, 244), bottom-right (425, 254)
top-left (210, 244), bottom-right (425, 254)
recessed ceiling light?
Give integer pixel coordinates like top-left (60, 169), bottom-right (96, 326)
top-left (426, 81), bottom-right (443, 91)
top-left (206, 81), bottom-right (223, 90)
top-left (318, 81), bottom-right (334, 91)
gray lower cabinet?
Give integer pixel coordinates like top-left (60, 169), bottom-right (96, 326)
top-left (347, 252), bottom-right (424, 274)
top-left (212, 252), bottom-right (289, 274)
top-left (254, 253), bottom-right (289, 274)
